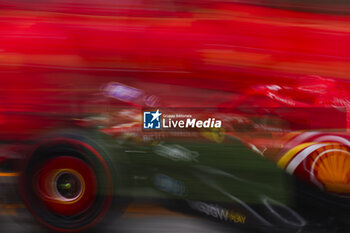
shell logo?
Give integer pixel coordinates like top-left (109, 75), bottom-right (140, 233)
top-left (278, 142), bottom-right (350, 195)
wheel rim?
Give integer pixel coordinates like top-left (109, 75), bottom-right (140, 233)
top-left (54, 169), bottom-right (85, 202)
top-left (36, 156), bottom-right (97, 216)
top-left (22, 138), bottom-right (115, 232)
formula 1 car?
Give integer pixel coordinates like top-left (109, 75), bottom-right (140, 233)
top-left (2, 1), bottom-right (350, 232)
top-left (0, 77), bottom-right (349, 233)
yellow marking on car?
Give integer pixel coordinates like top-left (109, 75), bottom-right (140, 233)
top-left (200, 127), bottom-right (226, 143)
top-left (229, 211), bottom-right (246, 223)
top-left (277, 143), bottom-right (315, 169)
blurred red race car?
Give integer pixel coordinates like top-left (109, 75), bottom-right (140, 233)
top-left (1, 0), bottom-right (350, 232)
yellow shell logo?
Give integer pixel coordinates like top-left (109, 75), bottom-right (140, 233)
top-left (279, 142), bottom-right (350, 195)
top-left (309, 144), bottom-right (350, 194)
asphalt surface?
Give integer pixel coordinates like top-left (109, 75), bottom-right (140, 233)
top-left (2, 202), bottom-right (349, 233)
top-left (0, 203), bottom-right (244, 233)
top-left (3, 203), bottom-right (350, 233)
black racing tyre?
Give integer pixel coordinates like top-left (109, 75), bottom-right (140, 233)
top-left (20, 129), bottom-right (128, 232)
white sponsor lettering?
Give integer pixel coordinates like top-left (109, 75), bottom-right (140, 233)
top-left (189, 201), bottom-right (246, 224)
top-left (163, 118), bottom-right (222, 129)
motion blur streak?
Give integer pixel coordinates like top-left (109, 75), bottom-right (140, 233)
top-left (0, 173), bottom-right (20, 177)
top-left (1, 1), bottom-right (350, 80)
top-left (1, 0), bottom-right (350, 233)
